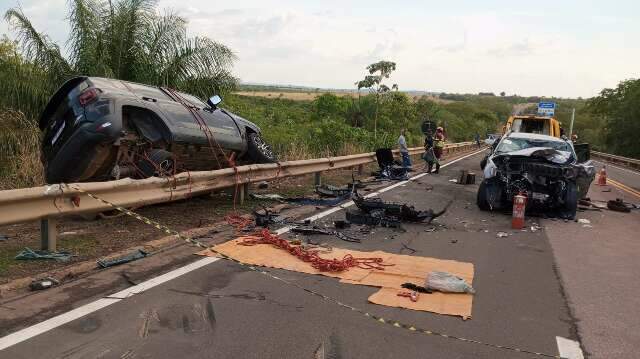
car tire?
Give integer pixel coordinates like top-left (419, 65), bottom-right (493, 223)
top-left (477, 178), bottom-right (503, 211)
top-left (138, 149), bottom-right (175, 178)
top-left (563, 181), bottom-right (578, 219)
top-left (480, 155), bottom-right (488, 170)
top-left (247, 133), bottom-right (277, 163)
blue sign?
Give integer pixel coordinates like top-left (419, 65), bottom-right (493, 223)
top-left (538, 102), bottom-right (556, 116)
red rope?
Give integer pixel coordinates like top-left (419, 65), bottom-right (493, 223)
top-left (239, 229), bottom-right (392, 272)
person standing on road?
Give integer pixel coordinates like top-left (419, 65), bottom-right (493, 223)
top-left (398, 129), bottom-right (412, 170)
top-left (474, 132), bottom-right (481, 148)
top-left (432, 127), bottom-right (446, 174)
top-left (422, 129), bottom-right (438, 173)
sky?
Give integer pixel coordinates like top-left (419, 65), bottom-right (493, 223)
top-left (1, 0), bottom-right (638, 98)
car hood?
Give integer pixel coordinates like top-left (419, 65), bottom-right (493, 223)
top-left (493, 147), bottom-right (573, 165)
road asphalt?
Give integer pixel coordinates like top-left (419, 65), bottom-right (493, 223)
top-left (1, 150), bottom-right (638, 359)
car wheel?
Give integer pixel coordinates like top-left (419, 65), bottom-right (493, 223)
top-left (562, 181), bottom-right (578, 219)
top-left (138, 149), bottom-right (175, 178)
top-left (247, 133), bottom-right (277, 163)
top-left (480, 155), bottom-right (488, 170)
top-left (477, 178), bottom-right (504, 211)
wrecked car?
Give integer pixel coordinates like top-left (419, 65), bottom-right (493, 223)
top-left (39, 76), bottom-right (276, 183)
top-left (477, 132), bottom-right (595, 218)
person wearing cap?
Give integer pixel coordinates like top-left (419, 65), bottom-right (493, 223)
top-left (422, 128), bottom-right (438, 173)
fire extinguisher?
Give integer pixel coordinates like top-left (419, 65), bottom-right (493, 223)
top-left (512, 192), bottom-right (527, 229)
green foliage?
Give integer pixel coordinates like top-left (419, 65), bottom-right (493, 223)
top-left (587, 79), bottom-right (640, 157)
top-left (2, 1), bottom-right (238, 121)
top-left (355, 60), bottom-right (398, 137)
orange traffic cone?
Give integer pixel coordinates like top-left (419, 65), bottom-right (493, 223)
top-left (597, 166), bottom-right (607, 186)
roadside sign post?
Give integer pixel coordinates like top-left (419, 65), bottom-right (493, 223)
top-left (569, 108), bottom-right (575, 138)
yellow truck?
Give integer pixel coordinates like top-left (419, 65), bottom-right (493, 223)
top-left (503, 115), bottom-right (562, 138)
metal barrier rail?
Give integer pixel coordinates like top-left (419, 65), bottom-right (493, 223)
top-left (591, 150), bottom-right (640, 170)
top-left (0, 142), bottom-right (476, 228)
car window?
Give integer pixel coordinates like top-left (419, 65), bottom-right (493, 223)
top-left (496, 137), bottom-right (572, 154)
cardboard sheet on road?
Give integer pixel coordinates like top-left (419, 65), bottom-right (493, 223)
top-left (198, 237), bottom-right (474, 319)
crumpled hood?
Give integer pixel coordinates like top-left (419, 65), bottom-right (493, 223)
top-left (494, 147), bottom-right (572, 164)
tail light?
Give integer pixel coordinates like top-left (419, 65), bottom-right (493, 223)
top-left (79, 88), bottom-right (100, 106)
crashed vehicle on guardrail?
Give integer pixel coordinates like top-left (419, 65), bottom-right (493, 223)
top-left (39, 76), bottom-right (276, 184)
top-left (477, 132), bottom-right (595, 219)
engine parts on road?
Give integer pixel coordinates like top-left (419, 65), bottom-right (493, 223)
top-left (352, 191), bottom-right (449, 224)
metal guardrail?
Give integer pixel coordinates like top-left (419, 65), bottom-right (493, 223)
top-left (0, 142), bottom-right (476, 228)
top-left (591, 150), bottom-right (640, 170)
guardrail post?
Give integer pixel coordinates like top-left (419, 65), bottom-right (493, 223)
top-left (239, 183), bottom-right (250, 205)
top-left (357, 164), bottom-right (364, 175)
top-left (314, 172), bottom-right (322, 187)
top-left (40, 217), bottom-right (57, 252)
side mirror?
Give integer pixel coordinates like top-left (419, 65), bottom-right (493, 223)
top-left (207, 95), bottom-right (222, 109)
top-left (574, 143), bottom-right (590, 163)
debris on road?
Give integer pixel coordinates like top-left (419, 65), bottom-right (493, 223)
top-left (607, 198), bottom-right (632, 213)
top-left (0, 234), bottom-right (8, 241)
top-left (250, 193), bottom-right (286, 201)
top-left (290, 225), bottom-right (363, 243)
top-left (397, 290), bottom-right (419, 302)
top-left (530, 223), bottom-right (541, 232)
top-left (346, 210), bottom-right (402, 228)
top-left (457, 170), bottom-right (476, 185)
top-left (257, 181), bottom-right (269, 189)
top-left (426, 271), bottom-right (476, 294)
top-left (496, 232), bottom-right (509, 238)
top-left (577, 218), bottom-right (591, 224)
top-left (254, 207), bottom-right (288, 227)
top-left (352, 190), bottom-right (449, 224)
top-left (401, 282), bottom-right (433, 294)
top-left (333, 220), bottom-right (350, 229)
top-left (315, 184), bottom-right (353, 197)
top-left (97, 249), bottom-right (148, 268)
top-left (15, 247), bottom-right (73, 262)
top-left (252, 192), bottom-right (351, 206)
top-left (448, 179), bottom-right (458, 183)
top-left (238, 229), bottom-right (390, 272)
top-left (29, 277), bottom-right (60, 291)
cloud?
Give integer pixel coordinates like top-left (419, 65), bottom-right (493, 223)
top-left (487, 39), bottom-right (535, 57)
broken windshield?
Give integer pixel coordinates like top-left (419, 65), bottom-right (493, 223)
top-left (496, 137), bottom-right (572, 154)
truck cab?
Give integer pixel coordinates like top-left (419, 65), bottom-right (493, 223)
top-left (503, 115), bottom-right (562, 138)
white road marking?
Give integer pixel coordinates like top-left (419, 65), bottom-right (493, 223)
top-left (0, 148), bottom-right (487, 351)
top-left (556, 336), bottom-right (584, 359)
top-left (0, 257), bottom-right (219, 351)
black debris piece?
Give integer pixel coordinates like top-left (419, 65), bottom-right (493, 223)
top-left (333, 220), bottom-right (350, 229)
top-left (30, 277), bottom-right (60, 291)
top-left (374, 148), bottom-right (409, 180)
top-left (315, 184), bottom-right (352, 198)
top-left (290, 225), bottom-right (363, 243)
top-left (607, 198), bottom-right (632, 213)
top-left (254, 207), bottom-right (288, 227)
top-left (345, 210), bottom-right (402, 228)
top-left (457, 170), bottom-right (476, 185)
top-left (97, 249), bottom-right (148, 268)
top-left (257, 181), bottom-right (269, 189)
top-left (352, 190), bottom-right (449, 224)
top-left (401, 282), bottom-right (433, 294)
top-left (0, 234), bottom-right (8, 241)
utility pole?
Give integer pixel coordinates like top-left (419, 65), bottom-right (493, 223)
top-left (569, 108), bottom-right (575, 139)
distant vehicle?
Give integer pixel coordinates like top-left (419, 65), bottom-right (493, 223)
top-left (477, 132), bottom-right (594, 219)
top-left (39, 77), bottom-right (276, 183)
top-left (503, 115), bottom-right (562, 138)
top-left (485, 133), bottom-right (501, 146)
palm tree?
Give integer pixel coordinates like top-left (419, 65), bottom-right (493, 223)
top-left (3, 0), bottom-right (238, 120)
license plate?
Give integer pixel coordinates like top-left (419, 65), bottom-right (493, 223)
top-left (51, 121), bottom-right (66, 145)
